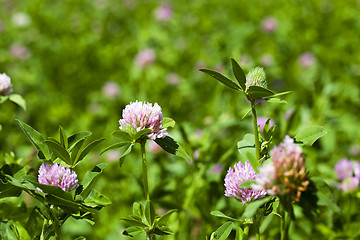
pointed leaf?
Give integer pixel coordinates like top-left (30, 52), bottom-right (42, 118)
top-left (237, 134), bottom-right (260, 169)
top-left (75, 138), bottom-right (105, 165)
top-left (0, 95), bottom-right (9, 104)
top-left (200, 69), bottom-right (241, 91)
top-left (231, 58), bottom-right (246, 90)
top-left (119, 143), bottom-right (136, 167)
top-left (210, 211), bottom-right (241, 222)
top-left (243, 197), bottom-right (272, 218)
top-left (67, 132), bottom-right (92, 150)
top-left (59, 126), bottom-right (68, 149)
top-left (123, 226), bottom-right (144, 237)
top-left (213, 222), bottom-right (233, 240)
top-left (154, 226), bottom-right (173, 235)
top-left (9, 94), bottom-right (26, 110)
top-left (134, 129), bottom-right (151, 140)
top-left (45, 140), bottom-right (71, 165)
top-left (162, 117), bottom-right (175, 128)
top-left (247, 86), bottom-right (275, 99)
top-left (267, 98), bottom-right (287, 104)
top-left (70, 139), bottom-right (85, 166)
top-left (267, 91), bottom-right (293, 98)
top-left (16, 119), bottom-right (50, 160)
top-left (84, 189), bottom-right (111, 207)
top-left (120, 218), bottom-right (148, 228)
top-left (156, 209), bottom-right (178, 226)
top-left (154, 136), bottom-right (191, 162)
top-left (145, 200), bottom-right (156, 226)
top-left (295, 126), bottom-right (327, 146)
top-left (112, 130), bottom-right (133, 141)
top-left (100, 141), bottom-right (132, 155)
top-left (81, 163), bottom-right (108, 199)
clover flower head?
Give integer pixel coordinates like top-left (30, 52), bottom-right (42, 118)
top-left (334, 158), bottom-right (360, 192)
top-left (253, 136), bottom-right (309, 201)
top-left (262, 17), bottom-right (278, 33)
top-left (38, 163), bottom-right (78, 192)
top-left (245, 67), bottom-right (267, 91)
top-left (0, 73), bottom-right (13, 95)
top-left (135, 49), bottom-right (156, 68)
top-left (224, 160), bottom-right (267, 205)
top-left (102, 81), bottom-right (120, 98)
top-left (299, 52), bottom-right (315, 68)
top-left (154, 3), bottom-right (172, 21)
top-left (119, 101), bottom-right (168, 140)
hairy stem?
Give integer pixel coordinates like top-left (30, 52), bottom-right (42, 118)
top-left (141, 141), bottom-right (150, 201)
top-left (251, 100), bottom-right (261, 162)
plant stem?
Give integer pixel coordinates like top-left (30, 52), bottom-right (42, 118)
top-left (243, 225), bottom-right (250, 240)
top-left (251, 100), bottom-right (260, 162)
top-left (141, 141), bottom-right (150, 201)
top-left (280, 204), bottom-right (290, 240)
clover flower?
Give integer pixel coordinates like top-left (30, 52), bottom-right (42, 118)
top-left (0, 73), bottom-right (13, 95)
top-left (257, 117), bottom-right (275, 132)
top-left (253, 136), bottom-right (309, 202)
top-left (261, 17), bottom-right (278, 33)
top-left (334, 158), bottom-right (360, 192)
top-left (38, 163), bottom-right (78, 192)
top-left (154, 3), bottom-right (172, 21)
top-left (298, 52), bottom-right (315, 68)
top-left (119, 101), bottom-right (168, 140)
top-left (245, 67), bottom-right (267, 91)
top-left (135, 49), bottom-right (156, 69)
top-left (224, 160), bottom-right (267, 205)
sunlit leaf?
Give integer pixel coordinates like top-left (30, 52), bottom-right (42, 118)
top-left (200, 69), bottom-right (241, 91)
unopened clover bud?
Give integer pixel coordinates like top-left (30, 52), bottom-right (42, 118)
top-left (245, 67), bottom-right (267, 91)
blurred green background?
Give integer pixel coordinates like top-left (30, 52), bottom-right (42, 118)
top-left (1, 0), bottom-right (360, 239)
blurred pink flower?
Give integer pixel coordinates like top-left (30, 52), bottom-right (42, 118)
top-left (0, 73), bottom-right (12, 95)
top-left (193, 150), bottom-right (200, 160)
top-left (257, 117), bottom-right (275, 132)
top-left (12, 12), bottom-right (31, 28)
top-left (215, 64), bottom-right (224, 73)
top-left (261, 54), bottom-right (274, 67)
top-left (147, 140), bottom-right (163, 154)
top-left (154, 3), bottom-right (172, 21)
top-left (166, 72), bottom-right (180, 85)
top-left (10, 44), bottom-right (31, 59)
top-left (261, 17), bottom-right (278, 33)
top-left (298, 52), bottom-right (316, 68)
top-left (102, 81), bottom-right (120, 98)
top-left (135, 49), bottom-right (156, 69)
top-left (239, 54), bottom-right (250, 66)
top-left (212, 164), bottom-right (223, 174)
top-left (334, 158), bottom-right (360, 192)
top-left (106, 150), bottom-right (121, 162)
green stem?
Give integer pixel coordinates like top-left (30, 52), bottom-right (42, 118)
top-left (255, 213), bottom-right (262, 240)
top-left (280, 204), bottom-right (290, 240)
top-left (251, 100), bottom-right (260, 162)
top-left (243, 225), bottom-right (250, 240)
top-left (141, 141), bottom-right (150, 201)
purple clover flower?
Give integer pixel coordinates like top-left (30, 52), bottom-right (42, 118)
top-left (257, 117), bottom-right (275, 132)
top-left (224, 160), bottom-right (266, 205)
top-left (0, 73), bottom-right (13, 95)
top-left (261, 17), bottom-right (278, 33)
top-left (135, 49), bottom-right (156, 69)
top-left (154, 3), bottom-right (172, 21)
top-left (334, 158), bottom-right (360, 192)
top-left (119, 101), bottom-right (168, 140)
top-left (38, 163), bottom-right (78, 192)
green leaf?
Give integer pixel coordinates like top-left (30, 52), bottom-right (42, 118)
top-left (132, 202), bottom-right (142, 218)
top-left (295, 126), bottom-right (327, 146)
top-left (213, 222), bottom-right (233, 240)
top-left (45, 140), bottom-right (71, 165)
top-left (162, 117), bottom-right (175, 128)
top-left (16, 119), bottom-right (50, 160)
top-left (74, 237), bottom-right (87, 240)
top-left (267, 91), bottom-right (293, 98)
top-left (210, 211), bottom-right (242, 222)
top-left (0, 183), bottom-right (22, 198)
top-left (0, 95), bottom-right (9, 104)
top-left (119, 143), bottom-right (136, 167)
top-left (230, 58), bottom-right (246, 90)
top-left (154, 136), bottom-right (192, 162)
top-left (9, 94), bottom-right (26, 110)
top-left (84, 189), bottom-right (111, 207)
top-left (67, 132), bottom-right (92, 150)
top-left (241, 108), bottom-right (252, 120)
top-left (81, 163), bottom-right (108, 199)
top-left (267, 98), bottom-right (287, 104)
top-left (123, 226), bottom-right (144, 237)
top-left (237, 134), bottom-right (260, 169)
top-left (156, 209), bottom-right (178, 226)
top-left (59, 126), bottom-right (68, 149)
top-left (200, 69), bottom-right (241, 91)
top-left (120, 218), bottom-right (148, 228)
top-left (100, 141), bottom-right (132, 155)
top-left (243, 197), bottom-right (272, 218)
top-left (75, 138), bottom-right (105, 166)
top-left (145, 200), bottom-right (156, 226)
top-left (112, 130), bottom-right (133, 141)
top-left (247, 86), bottom-right (275, 99)
top-left (134, 129), bottom-right (151, 140)
top-left (154, 226), bottom-right (173, 235)
top-left (70, 139), bottom-right (85, 166)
